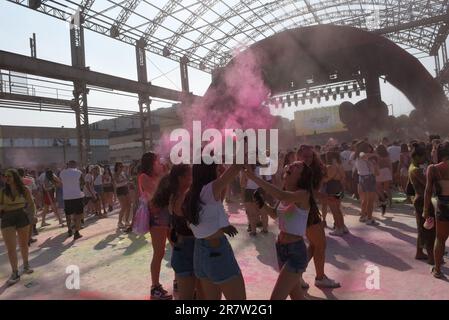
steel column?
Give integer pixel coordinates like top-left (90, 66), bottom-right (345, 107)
top-left (180, 56), bottom-right (190, 93)
top-left (443, 41), bottom-right (448, 64)
top-left (136, 39), bottom-right (152, 151)
top-left (70, 16), bottom-right (91, 165)
top-left (436, 54), bottom-right (441, 74)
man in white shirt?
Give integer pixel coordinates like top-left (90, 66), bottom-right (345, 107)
top-left (340, 143), bottom-right (353, 193)
top-left (59, 160), bottom-right (84, 240)
top-left (387, 141), bottom-right (401, 186)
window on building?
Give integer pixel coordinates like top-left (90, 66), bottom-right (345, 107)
top-left (90, 139), bottom-right (109, 146)
top-left (33, 138), bottom-right (53, 147)
top-left (13, 138), bottom-right (33, 147)
top-left (0, 139), bottom-right (13, 147)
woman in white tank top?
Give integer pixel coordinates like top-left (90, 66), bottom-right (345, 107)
top-left (244, 161), bottom-right (315, 300)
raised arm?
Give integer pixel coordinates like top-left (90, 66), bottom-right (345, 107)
top-left (244, 167), bottom-right (308, 203)
top-left (212, 165), bottom-right (242, 201)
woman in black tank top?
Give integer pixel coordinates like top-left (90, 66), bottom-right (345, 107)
top-left (424, 141), bottom-right (449, 279)
top-left (167, 164), bottom-right (199, 299)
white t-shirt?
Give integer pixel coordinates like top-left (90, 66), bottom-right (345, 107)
top-left (246, 166), bottom-right (261, 189)
top-left (37, 172), bottom-right (45, 185)
top-left (94, 174), bottom-right (103, 186)
top-left (83, 173), bottom-right (94, 196)
top-left (189, 182), bottom-right (230, 239)
top-left (340, 150), bottom-right (353, 172)
top-left (60, 168), bottom-right (84, 200)
top-left (387, 145), bottom-right (401, 163)
top-left (355, 158), bottom-right (373, 176)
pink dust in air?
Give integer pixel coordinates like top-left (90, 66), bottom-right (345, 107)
top-left (156, 48), bottom-right (275, 159)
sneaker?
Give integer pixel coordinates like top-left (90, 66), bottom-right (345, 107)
top-left (117, 222), bottom-right (125, 229)
top-left (315, 276), bottom-right (341, 288)
top-left (108, 205), bottom-right (113, 212)
top-left (73, 231), bottom-right (83, 240)
top-left (380, 204), bottom-right (387, 216)
top-left (329, 229), bottom-right (345, 237)
top-left (359, 216), bottom-right (368, 223)
top-left (40, 222), bottom-right (50, 227)
top-left (151, 285), bottom-right (173, 300)
top-left (6, 271), bottom-right (20, 286)
top-left (366, 219), bottom-right (379, 226)
top-left (173, 280), bottom-right (178, 292)
top-left (431, 266), bottom-right (444, 279)
top-left (300, 277), bottom-right (310, 289)
top-left (32, 226), bottom-right (39, 236)
top-left (67, 229), bottom-right (73, 237)
top-left (22, 265), bottom-right (34, 275)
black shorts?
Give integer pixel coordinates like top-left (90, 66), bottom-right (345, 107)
top-left (1, 209), bottom-right (30, 229)
top-left (437, 197), bottom-right (449, 222)
top-left (103, 185), bottom-right (114, 193)
top-left (116, 186), bottom-right (129, 197)
top-left (64, 198), bottom-right (84, 215)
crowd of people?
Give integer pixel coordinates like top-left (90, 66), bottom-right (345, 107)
top-left (0, 134), bottom-right (448, 299)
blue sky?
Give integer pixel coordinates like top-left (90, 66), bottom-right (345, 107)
top-left (0, 1), bottom-right (437, 128)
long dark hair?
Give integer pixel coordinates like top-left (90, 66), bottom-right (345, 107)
top-left (45, 169), bottom-right (55, 183)
top-left (169, 164), bottom-right (191, 200)
top-left (2, 169), bottom-right (27, 200)
top-left (114, 162), bottom-right (123, 174)
top-left (284, 151), bottom-right (296, 167)
top-left (437, 141), bottom-right (449, 163)
top-left (325, 151), bottom-right (341, 165)
top-left (141, 152), bottom-right (157, 176)
top-left (151, 175), bottom-right (171, 209)
top-left (296, 163), bottom-right (320, 222)
top-left (187, 162), bottom-right (218, 226)
top-left (104, 165), bottom-right (113, 177)
top-left (376, 144), bottom-right (389, 158)
top-left (310, 152), bottom-right (325, 190)
top-left (355, 141), bottom-right (372, 159)
top-left (411, 143), bottom-right (426, 166)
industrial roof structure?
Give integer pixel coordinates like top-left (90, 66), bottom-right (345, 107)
top-left (8, 0), bottom-right (449, 73)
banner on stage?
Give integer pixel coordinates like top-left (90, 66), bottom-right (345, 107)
top-left (294, 105), bottom-right (347, 136)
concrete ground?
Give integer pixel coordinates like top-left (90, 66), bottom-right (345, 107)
top-left (0, 195), bottom-right (448, 300)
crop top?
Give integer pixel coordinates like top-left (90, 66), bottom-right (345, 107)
top-left (277, 201), bottom-right (309, 237)
top-left (189, 182), bottom-right (230, 239)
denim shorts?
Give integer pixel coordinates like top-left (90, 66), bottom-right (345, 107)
top-left (276, 239), bottom-right (308, 273)
top-left (359, 174), bottom-right (377, 193)
top-left (94, 185), bottom-right (104, 194)
top-left (171, 236), bottom-right (195, 277)
top-left (194, 235), bottom-right (242, 284)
